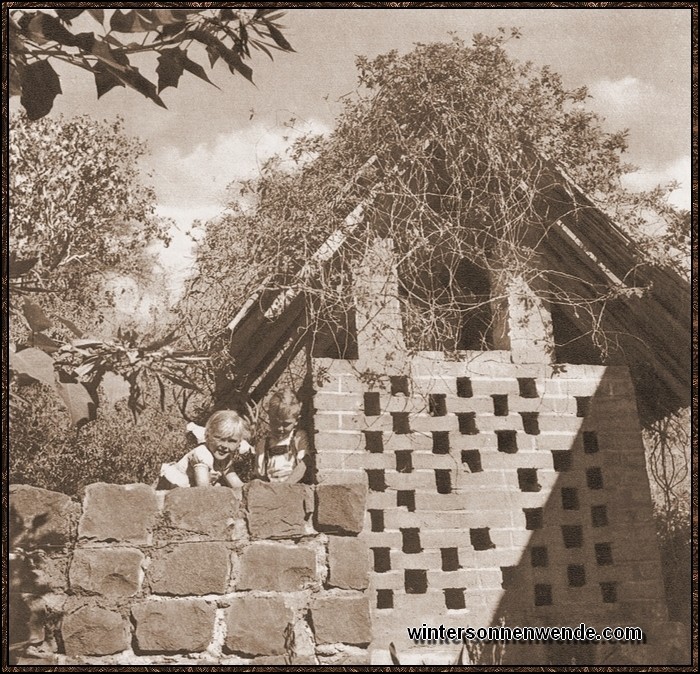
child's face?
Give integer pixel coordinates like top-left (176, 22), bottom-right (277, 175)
top-left (271, 412), bottom-right (298, 438)
top-left (210, 434), bottom-right (242, 461)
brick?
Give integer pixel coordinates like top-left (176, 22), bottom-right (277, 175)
top-left (246, 481), bottom-right (312, 539)
top-left (162, 487), bottom-right (238, 538)
top-left (537, 416), bottom-right (584, 434)
top-left (312, 595), bottom-right (372, 645)
top-left (414, 492), bottom-right (471, 511)
top-left (328, 537), bottom-right (370, 589)
top-left (471, 378), bottom-right (520, 396)
top-left (370, 570), bottom-right (404, 589)
top-left (79, 483), bottom-right (157, 544)
top-left (535, 432), bottom-right (578, 451)
top-left (316, 483), bottom-right (367, 534)
top-left (132, 599), bottom-right (215, 653)
top-left (69, 548), bottom-right (143, 597)
top-left (383, 433), bottom-right (433, 451)
top-left (425, 568), bottom-right (480, 589)
top-left (393, 550), bottom-right (442, 570)
top-left (339, 373), bottom-right (391, 393)
top-left (316, 469), bottom-right (368, 484)
top-left (237, 542), bottom-right (317, 591)
top-left (10, 485), bottom-right (79, 549)
top-left (224, 596), bottom-right (293, 656)
top-left (384, 396), bottom-right (427, 414)
top-left (411, 377), bottom-right (457, 396)
top-left (353, 414), bottom-right (394, 432)
top-left (448, 433), bottom-right (498, 450)
top-left (314, 392), bottom-right (364, 412)
top-left (313, 358), bottom-right (357, 376)
top-left (360, 530), bottom-right (402, 547)
top-left (148, 543), bottom-right (229, 595)
top-left (62, 606), bottom-right (129, 656)
top-left (315, 431), bottom-right (364, 451)
top-left (314, 412), bottom-right (342, 431)
top-left (446, 397), bottom-right (495, 414)
top-left (385, 471), bottom-right (440, 491)
top-left (409, 415), bottom-right (460, 433)
top-left (535, 396), bottom-right (578, 415)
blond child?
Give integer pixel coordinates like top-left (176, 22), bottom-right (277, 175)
top-left (255, 389), bottom-right (311, 483)
top-left (158, 410), bottom-right (254, 495)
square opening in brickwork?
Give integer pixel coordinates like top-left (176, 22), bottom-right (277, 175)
top-left (531, 546), bottom-right (548, 567)
top-left (429, 393), bottom-right (447, 417)
top-left (397, 490), bottom-right (416, 512)
top-left (401, 528), bottom-right (422, 554)
top-left (518, 378), bottom-right (539, 398)
top-left (441, 548), bottom-right (460, 572)
top-left (444, 588), bottom-right (466, 609)
top-left (567, 564), bottom-right (586, 587)
top-left (367, 469), bottom-right (386, 492)
top-left (405, 569), bottom-right (427, 594)
top-left (562, 525), bottom-right (583, 548)
top-left (595, 543), bottom-right (614, 566)
top-left (456, 377), bottom-right (473, 398)
top-left (520, 412), bottom-right (540, 435)
top-left (583, 431), bottom-right (600, 454)
top-left (369, 509), bottom-right (384, 532)
top-left (377, 589), bottom-right (394, 609)
top-left (534, 584), bottom-right (552, 606)
top-left (492, 394), bottom-right (509, 416)
top-left (432, 431), bottom-right (450, 454)
top-left (461, 450), bottom-right (483, 473)
top-left (586, 467), bottom-right (604, 490)
top-left (457, 412), bottom-right (479, 435)
top-left (496, 430), bottom-right (518, 453)
top-left (435, 469), bottom-right (452, 494)
top-left (501, 566), bottom-right (518, 589)
top-left (552, 450), bottom-right (572, 472)
top-left (576, 397), bottom-right (592, 418)
top-left (524, 508), bottom-right (544, 530)
top-left (561, 487), bottom-right (579, 510)
top-left (364, 430), bottom-right (384, 453)
top-left (591, 505), bottom-right (609, 527)
top-left (372, 548), bottom-right (391, 573)
top-left (517, 468), bottom-right (541, 492)
top-left (600, 582), bottom-right (617, 603)
top-left (396, 451), bottom-right (413, 473)
top-left (364, 392), bottom-right (381, 417)
top-left (392, 412), bottom-right (411, 435)
top-left (390, 376), bottom-right (410, 396)
top-left (470, 528), bottom-right (495, 551)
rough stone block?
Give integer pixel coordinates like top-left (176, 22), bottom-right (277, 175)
top-left (10, 485), bottom-right (79, 548)
top-left (69, 548), bottom-right (143, 597)
top-left (132, 600), bottom-right (215, 653)
top-left (224, 596), bottom-right (293, 656)
top-left (62, 606), bottom-right (129, 656)
top-left (237, 542), bottom-right (317, 591)
top-left (316, 483), bottom-right (367, 535)
top-left (328, 537), bottom-right (369, 590)
top-left (79, 483), bottom-right (157, 544)
top-left (246, 481), bottom-right (313, 539)
top-left (148, 543), bottom-right (229, 595)
top-left (311, 595), bottom-right (372, 645)
top-left (162, 487), bottom-right (238, 538)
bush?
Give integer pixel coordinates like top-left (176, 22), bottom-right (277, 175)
top-left (10, 384), bottom-right (186, 496)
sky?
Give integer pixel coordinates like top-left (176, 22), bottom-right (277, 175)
top-left (10, 7), bottom-right (693, 300)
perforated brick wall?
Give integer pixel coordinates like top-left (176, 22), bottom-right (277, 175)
top-left (310, 238), bottom-right (674, 665)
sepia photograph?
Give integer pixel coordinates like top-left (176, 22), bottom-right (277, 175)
top-left (5, 4), bottom-right (694, 667)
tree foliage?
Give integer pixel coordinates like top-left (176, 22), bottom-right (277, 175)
top-left (181, 30), bottom-right (688, 368)
top-left (9, 8), bottom-right (294, 119)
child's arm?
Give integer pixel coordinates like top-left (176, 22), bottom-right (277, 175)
top-left (285, 430), bottom-right (311, 484)
top-left (223, 471), bottom-right (245, 497)
top-left (254, 437), bottom-right (268, 480)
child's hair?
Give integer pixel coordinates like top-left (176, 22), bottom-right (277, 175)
top-left (268, 388), bottom-right (301, 425)
top-left (204, 410), bottom-right (249, 445)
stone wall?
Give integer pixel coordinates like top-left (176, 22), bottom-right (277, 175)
top-left (9, 481), bottom-right (372, 666)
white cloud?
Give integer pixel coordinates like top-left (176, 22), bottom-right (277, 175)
top-left (148, 119), bottom-right (331, 214)
top-left (590, 76), bottom-right (646, 112)
top-left (622, 154), bottom-right (691, 210)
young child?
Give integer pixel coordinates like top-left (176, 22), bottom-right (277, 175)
top-left (255, 389), bottom-right (311, 483)
top-left (157, 410), bottom-right (254, 495)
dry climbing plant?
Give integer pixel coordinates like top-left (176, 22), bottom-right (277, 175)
top-left (179, 30), bottom-right (688, 391)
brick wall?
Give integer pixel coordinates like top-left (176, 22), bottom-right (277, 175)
top-left (9, 481), bottom-right (372, 666)
top-left (309, 238), bottom-right (679, 665)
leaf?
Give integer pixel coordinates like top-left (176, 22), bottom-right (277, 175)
top-left (55, 316), bottom-right (83, 338)
top-left (55, 9), bottom-right (84, 23)
top-left (161, 372), bottom-right (200, 391)
top-left (110, 9), bottom-right (154, 33)
top-left (9, 348), bottom-right (56, 388)
top-left (9, 62), bottom-right (22, 96)
top-left (156, 48), bottom-right (185, 92)
top-left (56, 381), bottom-right (94, 426)
top-left (32, 332), bottom-right (61, 354)
top-left (153, 9), bottom-right (186, 25)
top-left (23, 299), bottom-right (52, 332)
top-left (19, 60), bottom-right (62, 120)
top-left (264, 21), bottom-right (294, 52)
top-left (145, 327), bottom-right (178, 351)
top-left (87, 9), bottom-right (104, 24)
top-left (156, 375), bottom-right (166, 411)
top-left (99, 371), bottom-right (130, 406)
top-left (389, 642), bottom-right (401, 665)
top-left (9, 254), bottom-right (38, 278)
